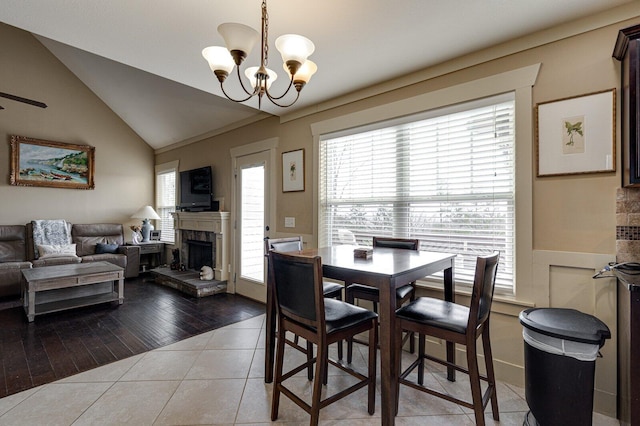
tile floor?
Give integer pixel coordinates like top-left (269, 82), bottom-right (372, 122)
top-left (0, 314), bottom-right (620, 425)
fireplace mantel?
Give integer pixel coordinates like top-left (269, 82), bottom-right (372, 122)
top-left (172, 211), bottom-right (229, 281)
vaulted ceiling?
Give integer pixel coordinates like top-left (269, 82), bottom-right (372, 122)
top-left (1, 0), bottom-right (636, 150)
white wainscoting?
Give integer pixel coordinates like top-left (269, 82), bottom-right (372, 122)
top-left (530, 250), bottom-right (617, 416)
top-left (418, 249), bottom-right (617, 417)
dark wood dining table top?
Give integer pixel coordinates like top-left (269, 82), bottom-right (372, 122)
top-left (296, 245), bottom-right (456, 282)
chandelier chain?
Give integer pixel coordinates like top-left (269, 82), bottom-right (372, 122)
top-left (262, 0), bottom-right (269, 68)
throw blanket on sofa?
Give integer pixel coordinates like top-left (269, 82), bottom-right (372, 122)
top-left (32, 219), bottom-right (72, 259)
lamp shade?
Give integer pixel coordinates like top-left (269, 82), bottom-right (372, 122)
top-left (283, 60), bottom-right (317, 84)
top-left (244, 66), bottom-right (277, 90)
top-left (131, 205), bottom-right (161, 220)
top-left (275, 34), bottom-right (315, 65)
top-left (202, 46), bottom-right (235, 74)
top-left (218, 23), bottom-right (259, 56)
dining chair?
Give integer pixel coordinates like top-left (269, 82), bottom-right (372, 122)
top-left (265, 236), bottom-right (344, 364)
top-left (345, 236), bottom-right (419, 363)
top-left (394, 252), bottom-right (500, 426)
top-left (269, 251), bottom-right (378, 425)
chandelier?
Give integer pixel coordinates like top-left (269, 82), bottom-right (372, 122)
top-left (202, 0), bottom-right (317, 109)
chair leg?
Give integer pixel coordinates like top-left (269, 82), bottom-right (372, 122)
top-left (482, 327), bottom-right (500, 421)
top-left (336, 295), bottom-right (344, 361)
top-left (311, 341), bottom-right (328, 426)
top-left (346, 290), bottom-right (356, 364)
top-left (417, 333), bottom-right (425, 385)
top-left (367, 320), bottom-right (377, 415)
top-left (307, 340), bottom-right (314, 381)
top-left (466, 338), bottom-right (485, 426)
top-left (271, 322), bottom-right (286, 421)
top-left (408, 293), bottom-right (416, 354)
top-left (395, 319), bottom-right (403, 416)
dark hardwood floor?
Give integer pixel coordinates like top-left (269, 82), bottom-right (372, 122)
top-left (0, 275), bottom-right (265, 398)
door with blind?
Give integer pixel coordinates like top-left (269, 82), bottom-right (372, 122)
top-left (234, 150), bottom-right (270, 302)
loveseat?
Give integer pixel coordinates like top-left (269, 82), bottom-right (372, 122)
top-left (0, 222), bottom-right (140, 300)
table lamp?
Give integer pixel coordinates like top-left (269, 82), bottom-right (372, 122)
top-left (131, 205), bottom-right (161, 242)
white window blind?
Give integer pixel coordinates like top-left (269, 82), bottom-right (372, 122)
top-left (156, 165), bottom-right (177, 243)
top-left (319, 93), bottom-right (515, 291)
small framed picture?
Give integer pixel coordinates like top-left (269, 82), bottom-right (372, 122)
top-left (282, 149), bottom-right (305, 192)
top-left (150, 230), bottom-right (161, 241)
top-left (536, 89), bottom-right (616, 177)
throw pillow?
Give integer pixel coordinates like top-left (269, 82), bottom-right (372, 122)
top-left (37, 244), bottom-right (78, 259)
top-left (95, 243), bottom-right (119, 254)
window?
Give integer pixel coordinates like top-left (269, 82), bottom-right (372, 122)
top-left (319, 93), bottom-right (515, 291)
top-left (155, 161), bottom-right (178, 243)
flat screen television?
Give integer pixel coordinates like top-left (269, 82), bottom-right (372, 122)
top-left (179, 166), bottom-right (213, 211)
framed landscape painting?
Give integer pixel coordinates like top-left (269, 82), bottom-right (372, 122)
top-left (10, 135), bottom-right (95, 189)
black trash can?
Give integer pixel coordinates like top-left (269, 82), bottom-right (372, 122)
top-left (519, 308), bottom-right (611, 426)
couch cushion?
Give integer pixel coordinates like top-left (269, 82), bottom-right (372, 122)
top-left (0, 225), bottom-right (27, 262)
top-left (32, 256), bottom-right (82, 267)
top-left (72, 224), bottom-right (125, 256)
top-left (82, 254), bottom-right (126, 269)
top-left (0, 261), bottom-right (32, 271)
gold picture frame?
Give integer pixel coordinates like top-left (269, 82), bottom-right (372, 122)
top-left (10, 135), bottom-right (95, 189)
top-left (536, 89), bottom-right (616, 177)
top-left (282, 149), bottom-right (305, 192)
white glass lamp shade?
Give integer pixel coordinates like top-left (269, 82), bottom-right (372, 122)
top-left (202, 46), bottom-right (235, 74)
top-left (244, 66), bottom-right (278, 90)
top-left (218, 23), bottom-right (259, 56)
top-left (284, 60), bottom-right (317, 83)
top-left (131, 205), bottom-right (161, 220)
top-left (275, 34), bottom-right (315, 65)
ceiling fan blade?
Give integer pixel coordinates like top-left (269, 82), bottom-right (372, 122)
top-left (0, 92), bottom-right (47, 108)
top-left (0, 105), bottom-right (4, 110)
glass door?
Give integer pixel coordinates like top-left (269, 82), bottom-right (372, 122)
top-left (234, 150), bottom-right (270, 302)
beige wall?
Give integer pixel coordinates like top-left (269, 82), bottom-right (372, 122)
top-left (157, 9), bottom-right (640, 416)
top-left (0, 23), bottom-right (154, 229)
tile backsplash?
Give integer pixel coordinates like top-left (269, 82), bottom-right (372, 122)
top-left (616, 188), bottom-right (640, 262)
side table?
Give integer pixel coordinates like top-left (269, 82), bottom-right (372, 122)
top-left (128, 241), bottom-right (165, 273)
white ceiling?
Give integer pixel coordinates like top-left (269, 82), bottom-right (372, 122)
top-left (0, 0), bottom-right (636, 150)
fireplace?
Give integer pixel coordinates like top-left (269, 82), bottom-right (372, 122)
top-left (186, 239), bottom-right (213, 271)
top-left (171, 211), bottom-right (229, 281)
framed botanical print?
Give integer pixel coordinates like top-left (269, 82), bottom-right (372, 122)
top-left (536, 89), bottom-right (616, 177)
top-left (282, 149), bottom-right (304, 192)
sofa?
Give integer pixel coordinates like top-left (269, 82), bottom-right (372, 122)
top-left (0, 225), bottom-right (31, 298)
top-left (0, 222), bottom-right (140, 300)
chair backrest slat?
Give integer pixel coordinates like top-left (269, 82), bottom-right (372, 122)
top-left (265, 236), bottom-right (303, 256)
top-left (372, 237), bottom-right (419, 251)
top-left (469, 252), bottom-right (500, 329)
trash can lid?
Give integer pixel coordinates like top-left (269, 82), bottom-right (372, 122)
top-left (519, 308), bottom-right (611, 345)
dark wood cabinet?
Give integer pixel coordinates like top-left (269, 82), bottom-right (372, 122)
top-left (613, 24), bottom-right (640, 187)
top-left (615, 271), bottom-right (640, 426)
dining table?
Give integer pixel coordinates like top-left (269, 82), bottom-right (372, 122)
top-left (264, 244), bottom-right (457, 426)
